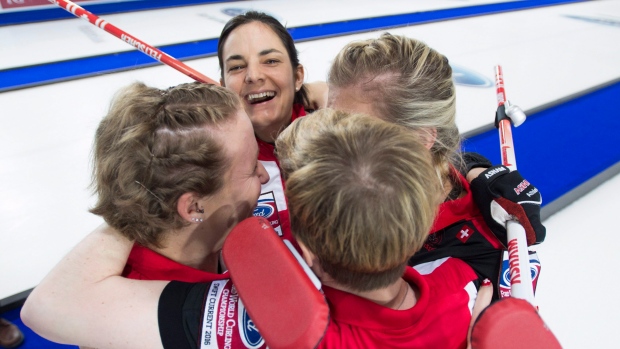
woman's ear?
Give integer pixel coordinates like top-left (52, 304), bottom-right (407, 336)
top-left (294, 64), bottom-right (305, 92)
top-left (177, 192), bottom-right (205, 223)
top-left (297, 241), bottom-right (315, 268)
top-left (298, 241), bottom-right (334, 284)
top-left (420, 127), bottom-right (438, 150)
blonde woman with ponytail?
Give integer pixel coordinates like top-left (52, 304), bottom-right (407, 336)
top-left (326, 33), bottom-right (545, 299)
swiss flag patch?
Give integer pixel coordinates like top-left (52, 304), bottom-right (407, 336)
top-left (456, 224), bottom-right (474, 243)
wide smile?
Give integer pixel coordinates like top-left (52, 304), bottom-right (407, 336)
top-left (246, 91), bottom-right (276, 105)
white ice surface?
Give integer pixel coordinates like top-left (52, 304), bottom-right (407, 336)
top-left (535, 173), bottom-right (620, 349)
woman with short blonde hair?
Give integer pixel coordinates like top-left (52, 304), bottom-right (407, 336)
top-left (277, 109), bottom-right (442, 291)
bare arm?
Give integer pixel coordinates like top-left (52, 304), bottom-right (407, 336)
top-left (21, 224), bottom-right (167, 349)
top-left (303, 81), bottom-right (329, 111)
top-left (466, 167), bottom-right (486, 183)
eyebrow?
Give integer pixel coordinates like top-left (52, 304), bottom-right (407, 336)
top-left (225, 49), bottom-right (284, 63)
top-left (259, 48), bottom-right (283, 56)
top-left (225, 54), bottom-right (244, 63)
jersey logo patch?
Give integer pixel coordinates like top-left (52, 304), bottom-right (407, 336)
top-left (238, 300), bottom-right (265, 348)
top-left (253, 191), bottom-right (282, 236)
top-left (423, 231), bottom-right (443, 251)
top-left (499, 250), bottom-right (541, 299)
top-left (456, 224), bottom-right (475, 243)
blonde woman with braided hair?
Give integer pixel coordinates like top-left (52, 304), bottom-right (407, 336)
top-left (23, 81), bottom-right (275, 348)
top-left (326, 33), bottom-right (546, 299)
top-left (91, 81), bottom-right (269, 280)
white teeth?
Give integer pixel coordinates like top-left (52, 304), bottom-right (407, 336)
top-left (247, 91), bottom-right (275, 101)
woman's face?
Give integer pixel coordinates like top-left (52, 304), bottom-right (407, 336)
top-left (204, 108), bottom-right (270, 239)
top-left (220, 22), bottom-right (304, 142)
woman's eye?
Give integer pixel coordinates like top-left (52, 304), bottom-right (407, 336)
top-left (265, 59), bottom-right (279, 64)
top-left (228, 65), bottom-right (243, 72)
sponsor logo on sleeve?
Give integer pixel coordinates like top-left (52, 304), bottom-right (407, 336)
top-left (499, 250), bottom-right (541, 299)
top-left (201, 280), bottom-right (268, 349)
top-left (253, 192), bottom-right (282, 236)
top-left (423, 231), bottom-right (443, 251)
top-left (201, 280), bottom-right (227, 349)
top-left (238, 300), bottom-right (265, 348)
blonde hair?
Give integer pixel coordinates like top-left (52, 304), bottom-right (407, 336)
top-left (90, 82), bottom-right (240, 247)
top-left (276, 109), bottom-right (441, 291)
top-left (328, 33), bottom-right (460, 182)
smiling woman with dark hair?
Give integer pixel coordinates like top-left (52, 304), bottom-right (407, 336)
top-left (216, 11), bottom-right (311, 247)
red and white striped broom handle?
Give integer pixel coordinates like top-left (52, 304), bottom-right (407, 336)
top-left (495, 65), bottom-right (535, 306)
top-left (48, 0), bottom-right (218, 85)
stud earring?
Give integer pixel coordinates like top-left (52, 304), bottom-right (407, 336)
top-left (191, 217), bottom-right (204, 223)
top-left (197, 207), bottom-right (205, 214)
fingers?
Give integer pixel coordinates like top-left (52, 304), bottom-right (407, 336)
top-left (467, 279), bottom-right (493, 349)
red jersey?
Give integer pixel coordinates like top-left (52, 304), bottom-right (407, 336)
top-left (159, 257), bottom-right (477, 349)
top-left (124, 244), bottom-right (268, 349)
top-left (122, 243), bottom-right (225, 282)
top-left (318, 257), bottom-right (477, 349)
top-left (252, 104), bottom-right (305, 246)
top-left (409, 170), bottom-right (504, 297)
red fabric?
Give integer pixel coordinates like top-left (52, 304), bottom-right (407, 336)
top-left (495, 197), bottom-right (537, 245)
top-left (223, 217), bottom-right (329, 349)
top-left (122, 244), bottom-right (226, 282)
top-left (431, 170), bottom-right (503, 250)
top-left (125, 245), bottom-right (272, 349)
top-left (254, 104), bottom-right (306, 251)
top-left (471, 298), bottom-right (562, 349)
top-left (319, 258), bottom-right (478, 349)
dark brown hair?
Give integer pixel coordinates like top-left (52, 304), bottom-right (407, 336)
top-left (217, 11), bottom-right (309, 107)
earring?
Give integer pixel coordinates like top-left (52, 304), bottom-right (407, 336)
top-left (197, 207), bottom-right (205, 214)
top-left (191, 217), bottom-right (204, 223)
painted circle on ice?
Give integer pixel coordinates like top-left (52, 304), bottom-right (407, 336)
top-left (451, 65), bottom-right (494, 87)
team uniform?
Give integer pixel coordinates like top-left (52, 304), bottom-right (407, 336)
top-left (158, 257), bottom-right (478, 349)
top-left (252, 104), bottom-right (305, 249)
top-left (408, 168), bottom-right (505, 297)
top-left (123, 244), bottom-right (268, 349)
top-left (123, 244), bottom-right (228, 282)
top-left (123, 105), bottom-right (307, 349)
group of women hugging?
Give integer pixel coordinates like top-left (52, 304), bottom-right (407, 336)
top-left (21, 11), bottom-right (547, 349)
